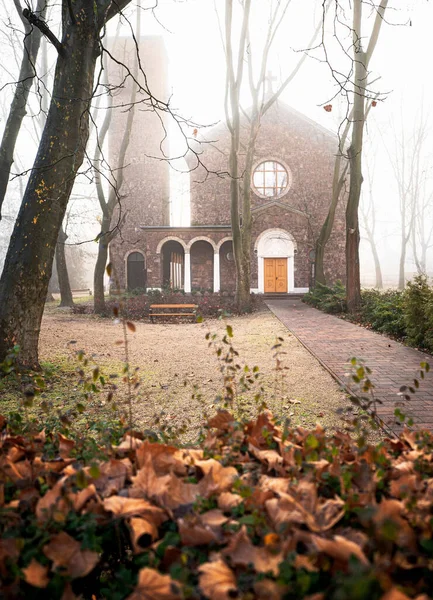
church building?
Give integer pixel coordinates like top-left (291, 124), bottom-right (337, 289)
top-left (108, 37), bottom-right (346, 294)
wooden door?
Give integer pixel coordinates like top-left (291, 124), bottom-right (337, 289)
top-left (275, 258), bottom-right (287, 292)
top-left (264, 258), bottom-right (287, 293)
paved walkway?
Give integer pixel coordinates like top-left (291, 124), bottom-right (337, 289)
top-left (266, 298), bottom-right (433, 433)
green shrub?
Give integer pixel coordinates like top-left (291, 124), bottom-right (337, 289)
top-left (360, 289), bottom-right (406, 338)
top-left (303, 280), bottom-right (346, 313)
top-left (403, 275), bottom-right (433, 349)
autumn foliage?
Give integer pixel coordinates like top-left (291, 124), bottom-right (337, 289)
top-left (1, 408), bottom-right (433, 599)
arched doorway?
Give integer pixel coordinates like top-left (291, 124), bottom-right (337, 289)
top-left (127, 251), bottom-right (146, 291)
top-left (190, 240), bottom-right (214, 292)
top-left (161, 240), bottom-right (185, 290)
top-left (255, 229), bottom-right (296, 294)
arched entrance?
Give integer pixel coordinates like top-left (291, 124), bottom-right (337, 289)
top-left (161, 240), bottom-right (185, 290)
top-left (190, 240), bottom-right (214, 292)
top-left (255, 229), bottom-right (296, 294)
top-left (127, 251), bottom-right (146, 291)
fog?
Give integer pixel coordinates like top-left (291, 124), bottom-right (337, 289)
top-left (0, 0), bottom-right (432, 289)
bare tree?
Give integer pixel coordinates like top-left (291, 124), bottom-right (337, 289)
top-left (93, 14), bottom-right (140, 314)
top-left (360, 152), bottom-right (383, 288)
top-left (0, 0), bottom-right (46, 220)
top-left (222, 0), bottom-right (328, 310)
top-left (0, 0), bottom-right (137, 367)
top-left (384, 110), bottom-right (428, 288)
top-left (343, 0), bottom-right (388, 310)
top-left (315, 113), bottom-right (351, 286)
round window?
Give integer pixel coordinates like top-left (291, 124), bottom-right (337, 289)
top-left (252, 160), bottom-right (290, 198)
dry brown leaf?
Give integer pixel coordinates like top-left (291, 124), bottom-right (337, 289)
top-left (3, 459), bottom-right (32, 484)
top-left (260, 475), bottom-right (290, 495)
top-left (58, 433), bottom-right (75, 459)
top-left (373, 499), bottom-right (416, 550)
top-left (222, 526), bottom-right (283, 575)
top-left (178, 518), bottom-right (219, 546)
top-left (253, 546), bottom-right (284, 576)
top-left (200, 509), bottom-right (229, 533)
top-left (389, 474), bottom-right (419, 499)
top-left (22, 558), bottom-right (50, 588)
top-left (129, 517), bottom-right (159, 552)
top-left (130, 454), bottom-right (199, 511)
top-left (91, 459), bottom-right (129, 497)
top-left (72, 484), bottom-right (98, 512)
top-left (254, 579), bottom-right (286, 600)
top-left (199, 559), bottom-right (237, 600)
top-left (248, 443), bottom-right (283, 470)
top-left (136, 442), bottom-right (185, 475)
top-left (313, 534), bottom-right (369, 566)
top-left (43, 531), bottom-right (99, 579)
top-left (36, 477), bottom-right (69, 522)
top-left (207, 410), bottom-right (235, 430)
top-left (103, 496), bottom-right (166, 525)
top-left (196, 459), bottom-right (238, 496)
top-left (314, 497), bottom-right (346, 531)
top-left (116, 435), bottom-right (144, 451)
top-left (126, 567), bottom-right (182, 599)
top-left (294, 554), bottom-right (318, 572)
top-left (7, 446), bottom-right (25, 462)
top-left (380, 589), bottom-right (411, 600)
top-left (217, 492), bottom-right (243, 512)
top-left (222, 525), bottom-right (253, 567)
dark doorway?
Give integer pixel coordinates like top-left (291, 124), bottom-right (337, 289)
top-left (161, 241), bottom-right (184, 290)
top-left (127, 252), bottom-right (146, 291)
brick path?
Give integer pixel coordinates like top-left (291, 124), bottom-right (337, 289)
top-left (266, 298), bottom-right (433, 433)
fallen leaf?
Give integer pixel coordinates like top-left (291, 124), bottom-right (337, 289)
top-left (22, 558), bottom-right (50, 588)
top-left (136, 442), bottom-right (186, 475)
top-left (217, 492), bottom-right (243, 512)
top-left (126, 567), bottom-right (182, 599)
top-left (254, 579), bottom-right (285, 600)
top-left (312, 534), bottom-right (369, 567)
top-left (129, 517), bottom-right (159, 552)
top-left (248, 443), bottom-right (283, 470)
top-left (103, 496), bottom-right (167, 525)
top-left (223, 526), bottom-right (283, 575)
top-left (199, 559), bottom-right (238, 600)
top-left (207, 411), bottom-right (235, 431)
top-left (36, 477), bottom-right (69, 522)
top-left (196, 459), bottom-right (238, 496)
top-left (130, 454), bottom-right (199, 511)
top-left (380, 589), bottom-right (411, 600)
top-left (58, 433), bottom-right (75, 459)
top-left (178, 517), bottom-right (219, 546)
top-left (43, 531), bottom-right (99, 578)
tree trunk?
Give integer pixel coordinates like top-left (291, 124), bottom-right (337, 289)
top-left (370, 236), bottom-right (383, 289)
top-left (0, 5), bottom-right (99, 367)
top-left (316, 157), bottom-right (349, 286)
top-left (345, 1), bottom-right (365, 312)
top-left (56, 227), bottom-right (74, 307)
top-left (94, 215), bottom-right (113, 313)
top-left (0, 0), bottom-right (46, 220)
top-left (398, 234), bottom-right (406, 290)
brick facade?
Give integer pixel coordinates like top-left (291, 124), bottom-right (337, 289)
top-left (108, 38), bottom-right (346, 293)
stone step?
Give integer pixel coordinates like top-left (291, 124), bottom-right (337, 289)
top-left (261, 293), bottom-right (306, 299)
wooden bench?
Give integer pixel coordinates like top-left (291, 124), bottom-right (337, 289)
top-left (71, 288), bottom-right (92, 296)
top-left (149, 304), bottom-right (197, 323)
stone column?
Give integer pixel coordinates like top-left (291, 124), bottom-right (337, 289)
top-left (184, 251), bottom-right (191, 293)
top-left (213, 252), bottom-right (220, 292)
